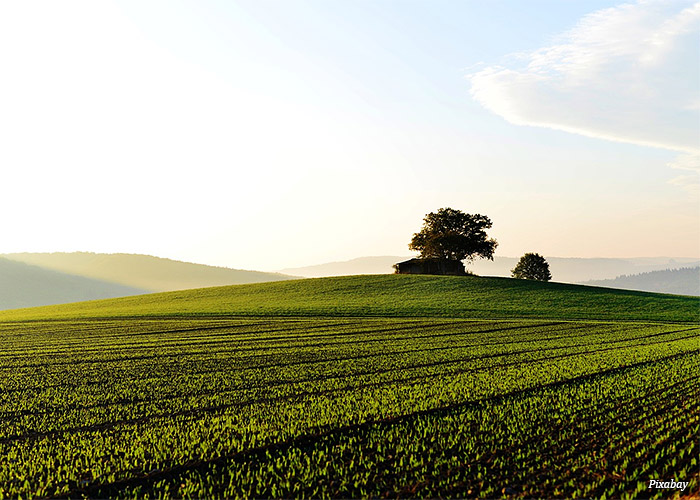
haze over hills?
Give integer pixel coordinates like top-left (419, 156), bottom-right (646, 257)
top-left (2, 253), bottom-right (296, 293)
top-left (278, 256), bottom-right (412, 278)
top-left (279, 255), bottom-right (700, 284)
top-left (0, 252), bottom-right (298, 310)
top-left (584, 267), bottom-right (700, 296)
top-left (3, 252), bottom-right (697, 312)
top-left (0, 257), bottom-right (148, 310)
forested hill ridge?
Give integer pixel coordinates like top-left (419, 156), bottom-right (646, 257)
top-left (583, 266), bottom-right (700, 296)
top-left (2, 252), bottom-right (296, 293)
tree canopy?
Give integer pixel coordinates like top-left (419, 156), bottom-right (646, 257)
top-left (409, 208), bottom-right (497, 262)
top-left (511, 253), bottom-right (552, 281)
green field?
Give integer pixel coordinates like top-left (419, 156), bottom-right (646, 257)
top-left (0, 275), bottom-right (698, 498)
top-left (2, 274), bottom-right (698, 322)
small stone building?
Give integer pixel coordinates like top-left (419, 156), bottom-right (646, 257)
top-left (393, 258), bottom-right (466, 276)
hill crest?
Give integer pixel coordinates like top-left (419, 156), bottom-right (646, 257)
top-left (2, 274), bottom-right (697, 323)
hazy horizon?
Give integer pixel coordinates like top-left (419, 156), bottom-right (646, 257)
top-left (4, 250), bottom-right (700, 276)
top-left (1, 0), bottom-right (698, 271)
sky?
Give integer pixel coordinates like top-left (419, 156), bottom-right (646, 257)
top-left (1, 0), bottom-right (698, 271)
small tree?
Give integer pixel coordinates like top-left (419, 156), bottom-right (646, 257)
top-left (511, 253), bottom-right (552, 281)
top-left (409, 208), bottom-right (497, 262)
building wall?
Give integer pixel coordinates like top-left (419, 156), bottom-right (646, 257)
top-left (395, 259), bottom-right (465, 275)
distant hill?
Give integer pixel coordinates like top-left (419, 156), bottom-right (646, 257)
top-left (279, 256), bottom-right (411, 277)
top-left (279, 255), bottom-right (700, 283)
top-left (2, 252), bottom-right (296, 293)
top-left (583, 267), bottom-right (700, 296)
top-left (0, 257), bottom-right (147, 310)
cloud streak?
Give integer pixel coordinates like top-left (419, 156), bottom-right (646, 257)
top-left (667, 153), bottom-right (700, 194)
top-left (468, 1), bottom-right (700, 157)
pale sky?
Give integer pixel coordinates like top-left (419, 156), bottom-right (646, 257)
top-left (1, 0), bottom-right (698, 271)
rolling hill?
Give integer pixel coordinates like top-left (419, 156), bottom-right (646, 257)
top-left (2, 252), bottom-right (296, 292)
top-left (2, 274), bottom-right (697, 323)
top-left (0, 257), bottom-right (148, 310)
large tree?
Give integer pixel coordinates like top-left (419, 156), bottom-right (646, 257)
top-left (409, 208), bottom-right (498, 262)
top-left (511, 253), bottom-right (552, 281)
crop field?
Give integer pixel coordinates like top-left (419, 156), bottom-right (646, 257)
top-left (0, 311), bottom-right (697, 498)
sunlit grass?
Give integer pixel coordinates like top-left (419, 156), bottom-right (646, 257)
top-left (1, 274), bottom-right (697, 322)
top-left (0, 317), bottom-right (696, 497)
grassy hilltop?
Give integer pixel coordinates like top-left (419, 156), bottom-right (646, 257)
top-left (2, 274), bottom-right (698, 322)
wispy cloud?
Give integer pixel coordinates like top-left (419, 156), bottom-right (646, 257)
top-left (468, 1), bottom-right (700, 164)
top-left (668, 153), bottom-right (700, 193)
